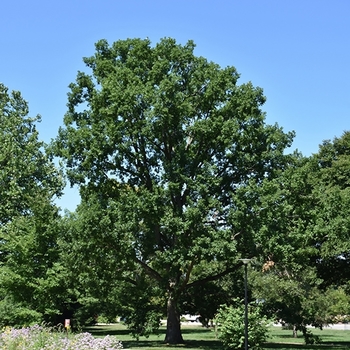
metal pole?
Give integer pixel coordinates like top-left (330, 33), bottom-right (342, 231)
top-left (244, 262), bottom-right (248, 350)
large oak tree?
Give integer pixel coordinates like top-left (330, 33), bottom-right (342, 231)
top-left (53, 38), bottom-right (294, 343)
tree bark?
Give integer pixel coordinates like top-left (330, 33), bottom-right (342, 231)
top-left (164, 294), bottom-right (184, 344)
top-left (293, 324), bottom-right (297, 338)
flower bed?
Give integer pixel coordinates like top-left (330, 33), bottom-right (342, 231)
top-left (0, 324), bottom-right (123, 349)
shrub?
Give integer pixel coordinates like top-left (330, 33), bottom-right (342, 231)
top-left (0, 296), bottom-right (42, 328)
top-left (215, 299), bottom-right (270, 350)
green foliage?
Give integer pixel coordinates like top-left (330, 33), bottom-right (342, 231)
top-left (0, 83), bottom-right (63, 225)
top-left (0, 208), bottom-right (80, 326)
top-left (122, 309), bottom-right (162, 340)
top-left (244, 154), bottom-right (317, 270)
top-left (252, 266), bottom-right (329, 324)
top-left (324, 287), bottom-right (350, 323)
top-left (52, 37), bottom-right (294, 343)
top-left (215, 299), bottom-right (270, 350)
top-left (309, 132), bottom-right (350, 285)
top-left (178, 265), bottom-right (244, 325)
top-left (245, 131), bottom-right (350, 343)
top-left (0, 83), bottom-right (68, 327)
top-left (302, 329), bottom-right (321, 345)
top-left (0, 296), bottom-right (42, 328)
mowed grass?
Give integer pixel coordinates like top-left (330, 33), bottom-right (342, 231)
top-left (85, 323), bottom-right (221, 349)
top-left (85, 323), bottom-right (350, 350)
top-left (265, 327), bottom-right (350, 350)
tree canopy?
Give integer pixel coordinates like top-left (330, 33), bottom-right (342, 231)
top-left (2, 39), bottom-right (350, 345)
top-left (53, 37), bottom-right (295, 343)
top-left (248, 131), bottom-right (350, 342)
top-left (0, 83), bottom-right (66, 326)
top-left (0, 84), bottom-right (63, 224)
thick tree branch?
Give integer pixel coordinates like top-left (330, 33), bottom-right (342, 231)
top-left (179, 259), bottom-right (195, 292)
top-left (185, 262), bottom-right (243, 289)
top-left (135, 257), bottom-right (163, 283)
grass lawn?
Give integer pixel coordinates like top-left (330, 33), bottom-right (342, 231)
top-left (265, 327), bottom-right (350, 350)
top-left (85, 323), bottom-right (350, 350)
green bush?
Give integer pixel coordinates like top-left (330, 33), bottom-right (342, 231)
top-left (215, 299), bottom-right (270, 350)
top-left (0, 296), bottom-right (42, 328)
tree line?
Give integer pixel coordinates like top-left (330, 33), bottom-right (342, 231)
top-left (1, 38), bottom-right (349, 344)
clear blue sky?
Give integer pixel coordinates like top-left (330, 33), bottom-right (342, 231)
top-left (1, 0), bottom-right (349, 211)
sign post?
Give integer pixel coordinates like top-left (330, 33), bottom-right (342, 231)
top-left (65, 319), bottom-right (71, 333)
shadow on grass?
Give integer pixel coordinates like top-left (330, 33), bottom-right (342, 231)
top-left (120, 340), bottom-right (222, 349)
top-left (274, 334), bottom-right (304, 339)
top-left (85, 325), bottom-right (350, 349)
top-left (85, 325), bottom-right (213, 337)
top-left (84, 326), bottom-right (131, 336)
top-left (264, 342), bottom-right (350, 349)
top-left (85, 325), bottom-right (222, 349)
top-left (120, 340), bottom-right (350, 350)
top-left (180, 328), bottom-right (212, 334)
top-left (272, 333), bottom-right (350, 340)
top-left (322, 341), bottom-right (350, 347)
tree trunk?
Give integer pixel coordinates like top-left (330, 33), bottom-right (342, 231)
top-left (164, 295), bottom-right (184, 344)
top-left (293, 324), bottom-right (297, 338)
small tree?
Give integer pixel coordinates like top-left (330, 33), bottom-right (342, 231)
top-left (251, 265), bottom-right (328, 343)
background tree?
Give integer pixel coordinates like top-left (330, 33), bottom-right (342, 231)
top-left (0, 83), bottom-right (62, 225)
top-left (0, 83), bottom-right (66, 326)
top-left (310, 132), bottom-right (350, 287)
top-left (251, 265), bottom-right (329, 343)
top-left (53, 37), bottom-right (294, 343)
top-left (247, 132), bottom-right (350, 342)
